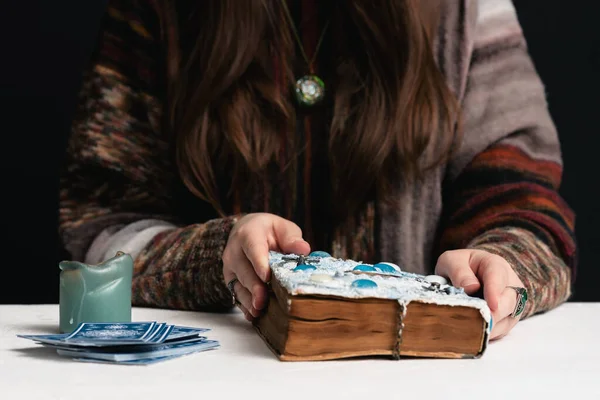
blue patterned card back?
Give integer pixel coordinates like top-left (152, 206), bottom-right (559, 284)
top-left (73, 354), bottom-right (184, 365)
top-left (17, 323), bottom-right (211, 347)
top-left (56, 339), bottom-right (220, 362)
top-left (166, 326), bottom-right (209, 341)
top-left (39, 336), bottom-right (209, 352)
top-left (143, 323), bottom-right (165, 342)
top-left (147, 324), bottom-right (174, 343)
top-left (16, 334), bottom-right (69, 346)
top-left (65, 322), bottom-right (156, 343)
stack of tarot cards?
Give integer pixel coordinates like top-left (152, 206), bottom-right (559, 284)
top-left (17, 321), bottom-right (219, 365)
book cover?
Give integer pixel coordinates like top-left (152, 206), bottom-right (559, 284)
top-left (253, 251), bottom-right (492, 361)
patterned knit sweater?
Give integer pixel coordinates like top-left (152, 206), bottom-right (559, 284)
top-left (59, 0), bottom-right (576, 319)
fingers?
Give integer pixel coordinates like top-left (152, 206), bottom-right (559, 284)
top-left (471, 252), bottom-right (508, 312)
top-left (230, 249), bottom-right (266, 315)
top-left (495, 286), bottom-right (518, 320)
top-left (435, 249), bottom-right (524, 341)
top-left (223, 213), bottom-right (311, 322)
top-left (234, 248), bottom-right (268, 313)
top-left (239, 227), bottom-right (271, 282)
top-left (490, 315), bottom-right (518, 340)
top-left (236, 301), bottom-right (253, 322)
top-left (435, 250), bottom-right (510, 311)
top-left (272, 217), bottom-right (311, 256)
top-left (435, 251), bottom-right (481, 295)
top-left (489, 286), bottom-right (522, 339)
top-left (223, 242), bottom-right (266, 316)
top-left (231, 278), bottom-right (255, 315)
top-left (238, 216), bottom-right (309, 282)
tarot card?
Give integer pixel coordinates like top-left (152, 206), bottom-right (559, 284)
top-left (146, 324), bottom-right (174, 344)
top-left (165, 325), bottom-right (209, 341)
top-left (64, 322), bottom-right (156, 343)
top-left (73, 354), bottom-right (185, 365)
top-left (56, 339), bottom-right (220, 362)
top-left (17, 323), bottom-right (211, 348)
top-left (143, 323), bottom-right (166, 342)
top-left (159, 335), bottom-right (208, 345)
top-left (17, 333), bottom-right (70, 346)
top-left (41, 336), bottom-right (210, 353)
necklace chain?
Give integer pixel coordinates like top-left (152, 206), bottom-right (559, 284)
top-left (280, 1), bottom-right (329, 106)
top-left (280, 0), bottom-right (330, 73)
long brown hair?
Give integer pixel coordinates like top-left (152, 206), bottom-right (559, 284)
top-left (157, 0), bottom-right (460, 217)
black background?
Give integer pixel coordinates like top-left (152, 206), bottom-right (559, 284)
top-left (0, 1), bottom-right (598, 304)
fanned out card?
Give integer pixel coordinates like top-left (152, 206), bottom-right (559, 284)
top-left (18, 322), bottom-right (217, 365)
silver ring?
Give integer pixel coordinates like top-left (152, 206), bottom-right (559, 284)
top-left (507, 286), bottom-right (528, 318)
top-left (227, 277), bottom-right (240, 306)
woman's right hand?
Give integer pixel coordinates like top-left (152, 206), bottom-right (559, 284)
top-left (222, 213), bottom-right (311, 321)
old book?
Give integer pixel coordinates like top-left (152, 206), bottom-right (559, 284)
top-left (253, 251), bottom-right (491, 361)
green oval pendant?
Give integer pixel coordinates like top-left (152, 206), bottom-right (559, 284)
top-left (294, 75), bottom-right (325, 106)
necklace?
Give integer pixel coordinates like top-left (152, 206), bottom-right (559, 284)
top-left (281, 1), bottom-right (330, 107)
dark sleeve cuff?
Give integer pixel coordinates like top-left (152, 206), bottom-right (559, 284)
top-left (132, 215), bottom-right (243, 311)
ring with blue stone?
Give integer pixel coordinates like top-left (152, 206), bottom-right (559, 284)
top-left (508, 286), bottom-right (528, 318)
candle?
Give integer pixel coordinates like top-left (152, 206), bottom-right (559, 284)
top-left (59, 251), bottom-right (133, 333)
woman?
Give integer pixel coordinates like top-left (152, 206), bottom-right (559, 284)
top-left (59, 0), bottom-right (576, 341)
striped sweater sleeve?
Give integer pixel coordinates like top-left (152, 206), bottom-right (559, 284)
top-left (438, 0), bottom-right (576, 319)
top-left (59, 0), bottom-right (237, 311)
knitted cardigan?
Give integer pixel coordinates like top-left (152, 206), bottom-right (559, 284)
top-left (59, 0), bottom-right (576, 319)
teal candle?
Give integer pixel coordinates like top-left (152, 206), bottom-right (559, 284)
top-left (59, 251), bottom-right (133, 333)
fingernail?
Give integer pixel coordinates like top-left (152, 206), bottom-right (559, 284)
top-left (260, 269), bottom-right (270, 282)
top-left (460, 278), bottom-right (479, 288)
top-left (258, 258), bottom-right (269, 281)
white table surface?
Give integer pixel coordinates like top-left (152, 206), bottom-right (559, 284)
top-left (1, 303), bottom-right (598, 399)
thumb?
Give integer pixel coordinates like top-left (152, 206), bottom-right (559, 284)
top-left (272, 218), bottom-right (311, 255)
top-left (435, 251), bottom-right (481, 295)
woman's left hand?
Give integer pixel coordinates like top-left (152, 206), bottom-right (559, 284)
top-left (435, 249), bottom-right (525, 340)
